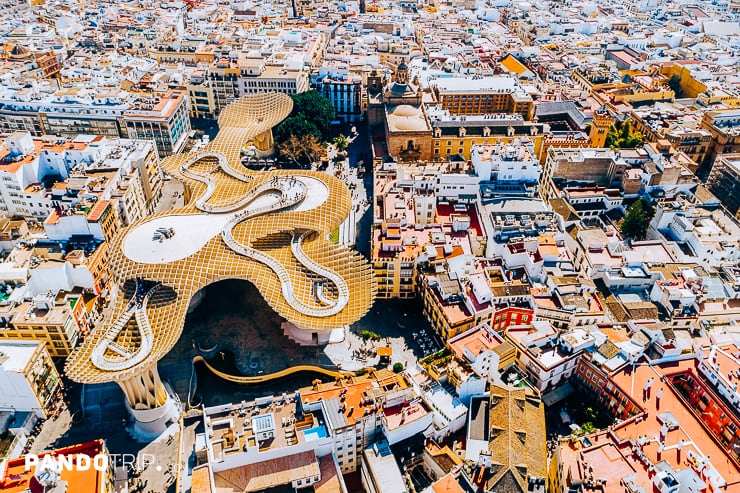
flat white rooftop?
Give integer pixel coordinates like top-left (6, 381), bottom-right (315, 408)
top-left (121, 176), bottom-right (329, 265)
top-left (122, 213), bottom-right (231, 264)
top-left (0, 341), bottom-right (41, 373)
top-left (433, 76), bottom-right (519, 94)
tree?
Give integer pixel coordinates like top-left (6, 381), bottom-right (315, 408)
top-left (667, 75), bottom-right (683, 98)
top-left (276, 116), bottom-right (320, 142)
top-left (279, 134), bottom-right (326, 167)
top-left (577, 422), bottom-right (597, 436)
top-left (302, 135), bottom-right (326, 164)
top-left (360, 330), bottom-right (381, 341)
top-left (333, 134), bottom-right (349, 152)
top-left (393, 362), bottom-right (404, 373)
top-left (275, 91), bottom-right (336, 143)
top-left (620, 198), bottom-right (655, 240)
top-left (279, 135), bottom-right (306, 167)
top-left (605, 118), bottom-right (643, 149)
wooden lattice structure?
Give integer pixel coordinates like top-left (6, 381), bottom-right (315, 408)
top-left (65, 93), bottom-right (376, 411)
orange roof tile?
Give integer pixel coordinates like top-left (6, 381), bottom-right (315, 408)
top-left (0, 440), bottom-right (106, 493)
top-left (44, 210), bottom-right (59, 225)
top-left (610, 360), bottom-right (740, 488)
top-left (431, 473), bottom-right (466, 493)
top-left (87, 200), bottom-right (110, 222)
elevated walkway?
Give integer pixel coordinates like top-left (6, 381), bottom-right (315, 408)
top-left (90, 282), bottom-right (160, 371)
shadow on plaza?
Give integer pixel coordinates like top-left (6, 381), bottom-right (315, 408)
top-left (161, 279), bottom-right (438, 408)
top-left (54, 276), bottom-right (437, 452)
top-left (45, 378), bottom-right (139, 456)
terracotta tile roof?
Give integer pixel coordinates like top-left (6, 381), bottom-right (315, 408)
top-left (484, 385), bottom-right (546, 492)
top-left (431, 473), bottom-right (467, 493)
top-left (87, 199), bottom-right (110, 222)
top-left (597, 340), bottom-right (620, 359)
top-left (190, 464), bottom-right (213, 493)
top-left (0, 440), bottom-right (106, 493)
top-left (213, 451), bottom-right (318, 492)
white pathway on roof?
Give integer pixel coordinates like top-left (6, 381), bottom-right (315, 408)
top-left (120, 151), bottom-right (345, 327)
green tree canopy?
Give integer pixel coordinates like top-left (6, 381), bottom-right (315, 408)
top-left (605, 118), bottom-right (643, 149)
top-left (333, 134), bottom-right (349, 152)
top-left (275, 91), bottom-right (336, 143)
top-left (276, 116), bottom-right (320, 141)
top-left (620, 198), bottom-right (655, 240)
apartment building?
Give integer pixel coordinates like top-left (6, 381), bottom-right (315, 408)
top-left (653, 194), bottom-right (740, 270)
top-left (706, 153), bottom-right (740, 217)
top-left (541, 148), bottom-right (620, 201)
top-left (122, 90), bottom-right (191, 156)
top-left (0, 133), bottom-right (162, 228)
top-left (0, 340), bottom-right (61, 417)
top-left (0, 440), bottom-right (115, 493)
top-left (420, 263), bottom-right (535, 340)
top-left (447, 323), bottom-right (517, 380)
top-left (361, 440), bottom-right (408, 493)
top-left (700, 109), bottom-right (740, 170)
top-left (187, 61), bottom-right (241, 119)
top-left (553, 349), bottom-right (740, 492)
top-left (430, 76), bottom-right (534, 120)
top-left (0, 86), bottom-right (190, 156)
top-left (0, 290), bottom-right (89, 357)
top-left (505, 321), bottom-right (587, 392)
top-left (315, 73), bottom-right (363, 122)
top-left (532, 274), bottom-right (607, 329)
top-left (238, 53), bottom-right (309, 96)
top-left (186, 371), bottom-right (430, 492)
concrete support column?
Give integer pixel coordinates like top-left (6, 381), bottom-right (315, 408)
top-left (118, 364), bottom-right (180, 439)
top-left (253, 129), bottom-right (275, 156)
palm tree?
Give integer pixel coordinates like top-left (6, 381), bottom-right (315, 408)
top-left (333, 134), bottom-right (349, 152)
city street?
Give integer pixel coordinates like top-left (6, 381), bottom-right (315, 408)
top-left (28, 381), bottom-right (179, 493)
top-left (324, 121), bottom-right (374, 255)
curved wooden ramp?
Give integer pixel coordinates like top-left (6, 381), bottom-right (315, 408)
top-left (192, 355), bottom-right (352, 384)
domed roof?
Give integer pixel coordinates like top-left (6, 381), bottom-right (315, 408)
top-left (389, 82), bottom-right (415, 97)
top-left (387, 105), bottom-right (428, 132)
top-left (9, 44), bottom-right (31, 58)
top-left (390, 118), bottom-right (427, 132)
top-left (391, 104), bottom-right (421, 117)
top-left (397, 61), bottom-right (408, 70)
